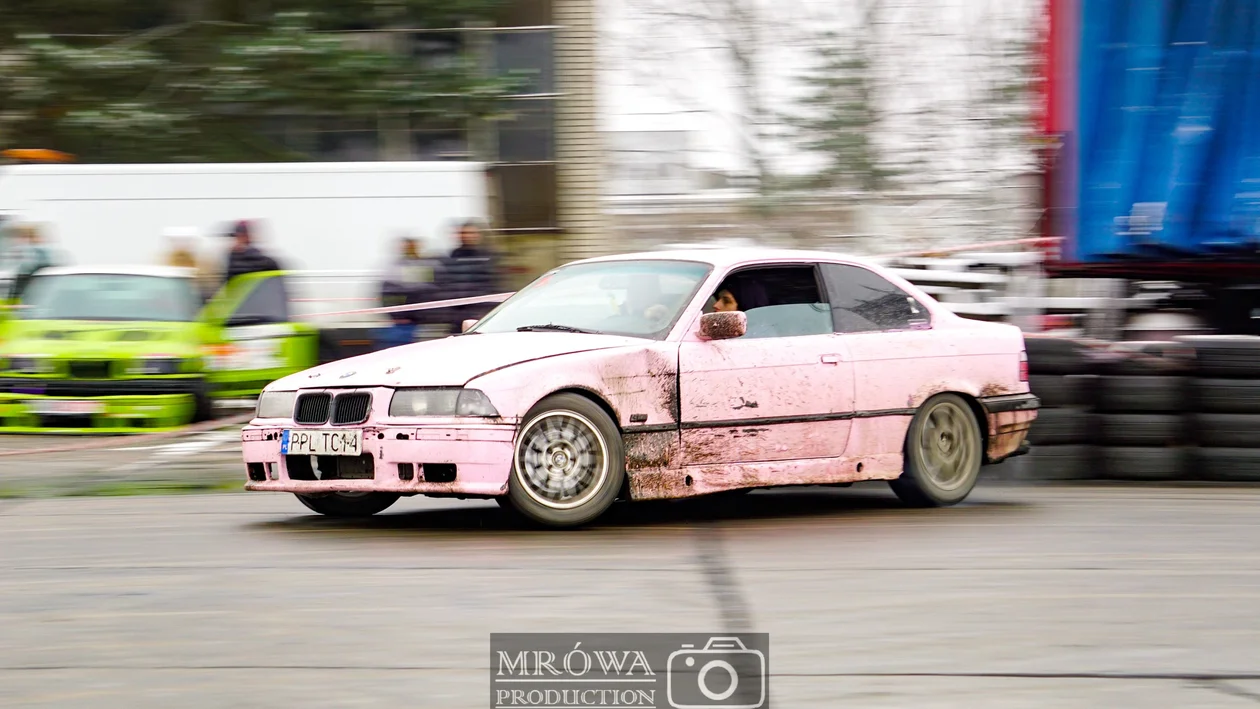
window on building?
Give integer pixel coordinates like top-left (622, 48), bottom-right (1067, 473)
top-left (409, 32), bottom-right (465, 69)
top-left (492, 163), bottom-right (557, 230)
top-left (820, 263), bottom-right (931, 333)
top-left (494, 30), bottom-right (555, 95)
top-left (497, 99), bottom-right (555, 162)
top-left (496, 0), bottom-right (554, 27)
top-left (412, 126), bottom-right (470, 160)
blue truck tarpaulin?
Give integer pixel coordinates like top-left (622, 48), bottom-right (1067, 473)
top-left (1065, 0), bottom-right (1260, 261)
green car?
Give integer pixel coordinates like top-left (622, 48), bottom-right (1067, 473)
top-left (0, 266), bottom-right (318, 433)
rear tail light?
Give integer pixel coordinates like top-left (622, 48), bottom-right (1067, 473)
top-left (1019, 351), bottom-right (1029, 382)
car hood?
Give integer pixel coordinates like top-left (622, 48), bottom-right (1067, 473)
top-left (0, 319), bottom-right (204, 359)
top-left (268, 331), bottom-right (647, 390)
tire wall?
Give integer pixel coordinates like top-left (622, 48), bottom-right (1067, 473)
top-left (993, 336), bottom-right (1260, 482)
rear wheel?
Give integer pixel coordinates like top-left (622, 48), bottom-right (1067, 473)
top-left (296, 492), bottom-right (399, 518)
top-left (889, 393), bottom-right (983, 507)
top-left (507, 393), bottom-right (625, 528)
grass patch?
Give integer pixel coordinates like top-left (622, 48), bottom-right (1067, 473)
top-left (0, 477), bottom-right (244, 499)
top-left (71, 478), bottom-right (244, 497)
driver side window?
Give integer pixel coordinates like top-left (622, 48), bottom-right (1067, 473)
top-left (709, 265), bottom-right (832, 339)
top-left (232, 276), bottom-right (290, 325)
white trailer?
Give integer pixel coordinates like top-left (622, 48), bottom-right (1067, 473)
top-left (0, 161), bottom-right (489, 275)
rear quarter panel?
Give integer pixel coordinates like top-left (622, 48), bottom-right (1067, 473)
top-left (842, 316), bottom-right (1030, 459)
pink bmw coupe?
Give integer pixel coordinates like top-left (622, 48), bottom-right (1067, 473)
top-left (241, 249), bottom-right (1038, 527)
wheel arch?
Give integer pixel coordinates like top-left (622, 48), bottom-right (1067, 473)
top-left (531, 386), bottom-right (623, 433)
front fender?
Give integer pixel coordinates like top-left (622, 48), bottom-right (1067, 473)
top-left (466, 343), bottom-right (680, 431)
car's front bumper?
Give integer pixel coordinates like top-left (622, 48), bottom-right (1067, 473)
top-left (240, 422), bottom-right (517, 496)
top-left (0, 391), bottom-right (197, 433)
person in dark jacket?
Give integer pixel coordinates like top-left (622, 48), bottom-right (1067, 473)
top-left (221, 220), bottom-right (281, 285)
top-left (435, 220), bottom-right (500, 333)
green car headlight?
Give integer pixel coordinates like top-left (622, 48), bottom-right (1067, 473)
top-left (388, 388), bottom-right (500, 417)
top-left (7, 356), bottom-right (53, 374)
top-left (256, 390), bottom-right (297, 419)
top-left (126, 357), bottom-right (183, 376)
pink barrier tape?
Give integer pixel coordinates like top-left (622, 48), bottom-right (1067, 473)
top-left (296, 291), bottom-right (515, 319)
top-left (881, 237), bottom-right (1063, 259)
top-left (0, 413), bottom-right (254, 458)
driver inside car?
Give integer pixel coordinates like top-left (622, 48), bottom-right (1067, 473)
top-left (708, 276), bottom-right (770, 313)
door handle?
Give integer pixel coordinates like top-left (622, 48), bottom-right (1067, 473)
top-left (821, 354), bottom-right (842, 364)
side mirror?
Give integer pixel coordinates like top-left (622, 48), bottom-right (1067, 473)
top-left (461, 319), bottom-right (478, 333)
top-left (698, 311), bottom-right (746, 340)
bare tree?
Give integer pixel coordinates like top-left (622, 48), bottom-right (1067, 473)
top-left (614, 0), bottom-right (820, 196)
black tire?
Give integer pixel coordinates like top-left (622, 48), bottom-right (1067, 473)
top-left (1192, 379), bottom-right (1260, 414)
top-left (1028, 375), bottom-right (1095, 408)
top-left (507, 393), bottom-right (625, 528)
top-left (1096, 375), bottom-right (1187, 413)
top-left (1027, 407), bottom-right (1092, 445)
top-left (1025, 336), bottom-right (1093, 375)
top-left (1192, 413), bottom-right (1260, 448)
top-left (1101, 341), bottom-right (1196, 376)
top-left (191, 379), bottom-right (214, 423)
top-left (889, 393), bottom-right (983, 507)
top-left (1177, 336), bottom-right (1260, 378)
top-left (1097, 414), bottom-right (1186, 447)
top-left (1099, 446), bottom-right (1190, 481)
top-left (1194, 448), bottom-right (1260, 482)
top-left (296, 492), bottom-right (400, 517)
top-left (1029, 444), bottom-right (1098, 481)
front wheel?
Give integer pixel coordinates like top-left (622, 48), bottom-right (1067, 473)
top-left (889, 393), bottom-right (983, 507)
top-left (507, 393), bottom-right (625, 528)
top-left (296, 492), bottom-right (399, 518)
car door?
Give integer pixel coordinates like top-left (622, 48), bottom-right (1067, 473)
top-left (677, 263), bottom-right (856, 466)
top-left (202, 273), bottom-right (318, 398)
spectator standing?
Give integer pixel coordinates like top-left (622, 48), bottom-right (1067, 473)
top-left (435, 220), bottom-right (499, 333)
top-left (221, 220), bottom-right (281, 285)
top-left (162, 227), bottom-right (199, 268)
top-left (377, 236), bottom-right (439, 348)
top-left (9, 223), bottom-right (56, 301)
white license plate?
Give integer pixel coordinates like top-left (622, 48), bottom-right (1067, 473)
top-left (281, 429), bottom-right (362, 457)
top-left (30, 400), bottom-right (103, 416)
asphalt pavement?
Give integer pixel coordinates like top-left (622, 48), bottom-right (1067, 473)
top-left (3, 482), bottom-right (1260, 708)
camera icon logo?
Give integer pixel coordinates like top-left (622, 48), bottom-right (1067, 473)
top-left (666, 637), bottom-right (767, 709)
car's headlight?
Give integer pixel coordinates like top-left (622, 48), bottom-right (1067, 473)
top-left (388, 388), bottom-right (500, 417)
top-left (7, 356), bottom-right (53, 374)
top-left (126, 357), bottom-right (182, 375)
top-left (256, 390), bottom-right (297, 419)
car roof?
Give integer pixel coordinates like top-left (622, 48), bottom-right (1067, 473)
top-left (35, 265), bottom-right (195, 279)
top-left (571, 247), bottom-right (874, 270)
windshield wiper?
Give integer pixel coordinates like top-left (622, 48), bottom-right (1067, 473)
top-left (516, 324), bottom-right (595, 334)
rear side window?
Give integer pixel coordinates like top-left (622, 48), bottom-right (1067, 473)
top-left (820, 263), bottom-right (930, 333)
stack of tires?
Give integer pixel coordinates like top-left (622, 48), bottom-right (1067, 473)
top-left (1181, 336), bottom-right (1260, 481)
top-left (1021, 337), bottom-right (1098, 480)
top-left (1093, 342), bottom-right (1193, 481)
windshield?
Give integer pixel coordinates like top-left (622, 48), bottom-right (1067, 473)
top-left (20, 273), bottom-right (201, 322)
top-left (471, 259), bottom-right (713, 338)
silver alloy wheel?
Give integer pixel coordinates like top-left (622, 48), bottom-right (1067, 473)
top-left (514, 409), bottom-right (610, 510)
top-left (916, 398), bottom-right (979, 492)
